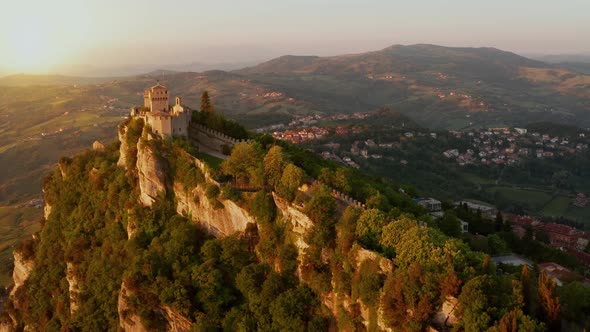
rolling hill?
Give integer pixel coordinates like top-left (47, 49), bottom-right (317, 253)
top-left (2, 44), bottom-right (590, 206)
top-left (235, 44), bottom-right (590, 128)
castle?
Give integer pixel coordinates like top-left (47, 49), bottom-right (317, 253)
top-left (130, 83), bottom-right (192, 137)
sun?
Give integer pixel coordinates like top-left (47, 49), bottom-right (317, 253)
top-left (0, 1), bottom-right (90, 73)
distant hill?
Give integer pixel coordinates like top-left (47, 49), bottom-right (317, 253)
top-left (142, 69), bottom-right (179, 76)
top-left (1, 43), bottom-right (590, 207)
top-left (238, 44), bottom-right (547, 77)
top-left (553, 62), bottom-right (590, 75)
top-left (0, 74), bottom-right (115, 86)
top-left (234, 44), bottom-right (590, 129)
top-left (532, 54), bottom-right (590, 64)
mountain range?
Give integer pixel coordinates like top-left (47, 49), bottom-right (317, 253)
top-left (3, 44), bottom-right (589, 129)
top-left (1, 44), bottom-right (590, 205)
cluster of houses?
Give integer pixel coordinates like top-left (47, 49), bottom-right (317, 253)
top-left (508, 214), bottom-right (590, 270)
top-left (272, 126), bottom-right (329, 144)
top-left (267, 112), bottom-right (373, 143)
top-left (257, 112), bottom-right (372, 134)
top-left (443, 127), bottom-right (589, 166)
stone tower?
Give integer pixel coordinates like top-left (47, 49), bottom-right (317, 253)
top-left (144, 83), bottom-right (169, 112)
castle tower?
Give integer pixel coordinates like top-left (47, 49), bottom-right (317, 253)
top-left (132, 84), bottom-right (191, 138)
top-left (144, 83), bottom-right (169, 112)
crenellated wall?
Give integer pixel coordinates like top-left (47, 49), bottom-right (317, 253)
top-left (189, 124), bottom-right (251, 156)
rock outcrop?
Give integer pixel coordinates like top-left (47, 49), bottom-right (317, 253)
top-left (0, 322), bottom-right (16, 332)
top-left (126, 209), bottom-right (138, 239)
top-left (66, 262), bottom-right (81, 315)
top-left (432, 296), bottom-right (459, 328)
top-left (117, 125), bottom-right (128, 168)
top-left (136, 139), bottom-right (166, 207)
top-left (43, 203), bottom-right (52, 221)
top-left (272, 193), bottom-right (314, 251)
top-left (10, 251), bottom-right (34, 297)
top-left (118, 281), bottom-right (148, 332)
top-left (117, 280), bottom-right (192, 332)
top-left (174, 182), bottom-right (254, 237)
top-left (92, 140), bottom-right (105, 151)
top-left (162, 306), bottom-right (192, 332)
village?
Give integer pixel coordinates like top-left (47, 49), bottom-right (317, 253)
top-left (258, 112), bottom-right (372, 143)
top-left (442, 127), bottom-right (589, 166)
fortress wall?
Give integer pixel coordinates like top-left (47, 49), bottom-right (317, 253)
top-left (171, 114), bottom-right (189, 137)
top-left (191, 124), bottom-right (251, 155)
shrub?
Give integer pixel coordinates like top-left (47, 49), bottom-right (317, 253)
top-left (205, 183), bottom-right (220, 200)
top-left (249, 191), bottom-right (277, 225)
top-left (221, 183), bottom-right (242, 202)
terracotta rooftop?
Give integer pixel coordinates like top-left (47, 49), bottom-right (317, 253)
top-left (539, 223), bottom-right (582, 236)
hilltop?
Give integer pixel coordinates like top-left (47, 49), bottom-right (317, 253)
top-left (3, 108), bottom-right (585, 331)
top-left (1, 44), bottom-right (590, 259)
top-left (236, 44), bottom-right (590, 128)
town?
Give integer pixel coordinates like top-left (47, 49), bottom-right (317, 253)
top-left (442, 127), bottom-right (589, 166)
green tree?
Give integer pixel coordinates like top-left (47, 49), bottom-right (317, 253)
top-left (277, 163), bottom-right (306, 202)
top-left (355, 209), bottom-right (388, 249)
top-left (356, 259), bottom-right (383, 307)
top-left (249, 191), bottom-right (277, 225)
top-left (221, 142), bottom-right (263, 185)
top-left (439, 211), bottom-right (461, 237)
top-left (456, 275), bottom-right (494, 332)
top-left (380, 215), bottom-right (417, 249)
top-left (269, 285), bottom-right (318, 332)
top-left (304, 189), bottom-right (337, 246)
top-left (201, 91), bottom-right (212, 113)
top-left (558, 281), bottom-right (590, 323)
top-left (487, 234), bottom-right (510, 255)
top-left (263, 145), bottom-right (286, 188)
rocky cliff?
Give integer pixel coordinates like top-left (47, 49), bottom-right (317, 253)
top-left (117, 280), bottom-right (192, 332)
top-left (66, 262), bottom-right (81, 315)
top-left (118, 281), bottom-right (148, 332)
top-left (174, 182), bottom-right (255, 237)
top-left (2, 120), bottom-right (475, 331)
top-left (9, 251), bottom-right (34, 297)
top-left (136, 139), bottom-right (166, 207)
top-left (117, 125), bottom-right (128, 168)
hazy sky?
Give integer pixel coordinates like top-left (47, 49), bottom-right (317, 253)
top-left (0, 0), bottom-right (589, 72)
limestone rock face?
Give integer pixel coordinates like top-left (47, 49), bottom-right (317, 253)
top-left (432, 296), bottom-right (459, 327)
top-left (162, 306), bottom-right (192, 332)
top-left (136, 139), bottom-right (166, 207)
top-left (354, 247), bottom-right (394, 272)
top-left (10, 251), bottom-right (34, 296)
top-left (174, 182), bottom-right (254, 237)
top-left (0, 322), bottom-right (16, 332)
top-left (43, 203), bottom-right (52, 220)
top-left (92, 140), bottom-right (105, 151)
top-left (118, 281), bottom-right (148, 332)
top-left (272, 194), bottom-right (314, 251)
top-left (117, 126), bottom-right (128, 168)
top-left (126, 209), bottom-right (138, 239)
top-left (66, 262), bottom-right (81, 315)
